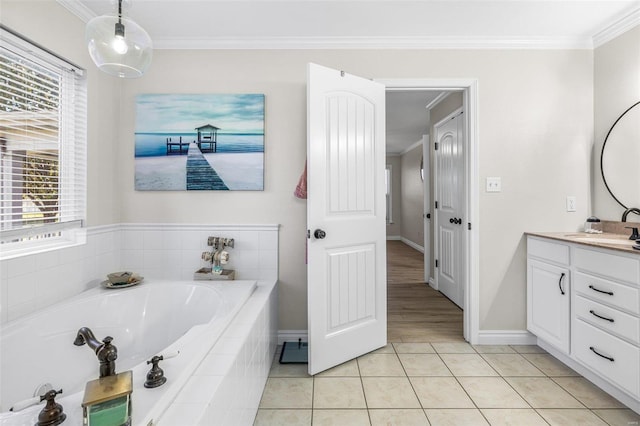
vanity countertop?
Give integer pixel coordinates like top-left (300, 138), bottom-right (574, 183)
top-left (526, 231), bottom-right (640, 255)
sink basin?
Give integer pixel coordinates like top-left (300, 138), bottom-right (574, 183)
top-left (570, 236), bottom-right (635, 246)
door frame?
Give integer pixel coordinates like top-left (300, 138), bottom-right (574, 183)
top-left (421, 134), bottom-right (431, 283)
top-left (379, 78), bottom-right (479, 344)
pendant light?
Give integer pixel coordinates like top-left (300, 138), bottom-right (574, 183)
top-left (85, 0), bottom-right (152, 78)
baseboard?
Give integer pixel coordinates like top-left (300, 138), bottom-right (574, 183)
top-left (386, 235), bottom-right (401, 241)
top-left (475, 330), bottom-right (537, 345)
top-left (278, 330), bottom-right (308, 345)
top-left (401, 237), bottom-right (424, 253)
top-left (428, 278), bottom-right (437, 290)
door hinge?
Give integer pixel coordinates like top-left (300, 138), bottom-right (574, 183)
top-left (435, 259), bottom-right (439, 268)
top-left (307, 229), bottom-right (310, 239)
top-left (468, 223), bottom-right (471, 230)
top-left (434, 142), bottom-right (439, 150)
top-left (435, 201), bottom-right (438, 209)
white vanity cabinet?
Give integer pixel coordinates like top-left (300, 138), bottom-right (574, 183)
top-left (571, 246), bottom-right (640, 399)
top-left (527, 234), bottom-right (640, 410)
top-left (527, 237), bottom-right (571, 353)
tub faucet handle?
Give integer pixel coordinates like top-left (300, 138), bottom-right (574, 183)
top-left (144, 355), bottom-right (167, 388)
top-left (36, 389), bottom-right (66, 426)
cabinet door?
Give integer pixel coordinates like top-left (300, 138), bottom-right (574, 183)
top-left (527, 259), bottom-right (570, 353)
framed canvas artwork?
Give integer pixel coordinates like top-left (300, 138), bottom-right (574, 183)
top-left (135, 94), bottom-right (264, 191)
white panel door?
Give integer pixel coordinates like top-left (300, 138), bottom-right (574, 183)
top-left (307, 63), bottom-right (387, 375)
top-left (435, 110), bottom-right (465, 308)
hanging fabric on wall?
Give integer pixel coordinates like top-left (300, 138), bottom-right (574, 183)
top-left (294, 160), bottom-right (307, 199)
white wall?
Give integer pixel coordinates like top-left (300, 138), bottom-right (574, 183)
top-left (593, 26), bottom-right (640, 222)
top-left (3, 2), bottom-right (595, 333)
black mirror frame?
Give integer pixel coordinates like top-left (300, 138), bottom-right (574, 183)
top-left (600, 100), bottom-right (640, 210)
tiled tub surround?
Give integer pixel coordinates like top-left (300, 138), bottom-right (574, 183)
top-left (0, 223), bottom-right (279, 426)
top-left (0, 223), bottom-right (279, 324)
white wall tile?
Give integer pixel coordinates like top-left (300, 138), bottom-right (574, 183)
top-left (5, 255), bottom-right (36, 278)
top-left (7, 273), bottom-right (36, 307)
top-left (122, 230), bottom-right (144, 250)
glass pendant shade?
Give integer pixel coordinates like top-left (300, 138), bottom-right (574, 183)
top-left (86, 13), bottom-right (152, 78)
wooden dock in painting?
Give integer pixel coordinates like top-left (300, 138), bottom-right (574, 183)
top-left (166, 136), bottom-right (189, 155)
top-left (186, 143), bottom-right (228, 190)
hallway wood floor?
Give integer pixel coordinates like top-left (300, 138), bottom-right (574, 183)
top-left (387, 240), bottom-right (464, 342)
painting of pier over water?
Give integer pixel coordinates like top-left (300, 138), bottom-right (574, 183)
top-left (135, 94), bottom-right (264, 191)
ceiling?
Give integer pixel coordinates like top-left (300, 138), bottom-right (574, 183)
top-left (59, 0), bottom-right (640, 152)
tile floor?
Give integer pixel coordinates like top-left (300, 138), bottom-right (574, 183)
top-left (255, 343), bottom-right (640, 425)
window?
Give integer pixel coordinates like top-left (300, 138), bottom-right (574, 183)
top-left (385, 165), bottom-right (393, 224)
top-left (0, 27), bottom-right (87, 259)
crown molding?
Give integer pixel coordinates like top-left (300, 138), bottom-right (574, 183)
top-left (593, 7), bottom-right (640, 48)
top-left (56, 0), bottom-right (96, 22)
top-left (153, 35), bottom-right (593, 50)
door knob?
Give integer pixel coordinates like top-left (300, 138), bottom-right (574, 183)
top-left (449, 218), bottom-right (454, 224)
top-left (314, 229), bottom-right (326, 239)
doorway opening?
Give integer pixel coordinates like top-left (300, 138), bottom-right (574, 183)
top-left (382, 79), bottom-right (479, 344)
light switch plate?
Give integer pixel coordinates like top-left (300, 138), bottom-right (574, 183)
top-left (486, 177), bottom-right (501, 192)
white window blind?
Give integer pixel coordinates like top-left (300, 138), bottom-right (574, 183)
top-left (0, 27), bottom-right (87, 259)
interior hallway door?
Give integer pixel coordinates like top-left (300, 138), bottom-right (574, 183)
top-left (307, 63), bottom-right (387, 375)
top-left (435, 109), bottom-right (465, 308)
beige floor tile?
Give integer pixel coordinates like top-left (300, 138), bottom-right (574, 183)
top-left (362, 377), bottom-right (422, 409)
top-left (473, 345), bottom-right (516, 354)
top-left (315, 359), bottom-right (360, 377)
top-left (312, 409), bottom-right (370, 426)
top-left (399, 353), bottom-right (451, 376)
top-left (480, 408), bottom-right (548, 426)
top-left (537, 408), bottom-right (609, 425)
top-left (259, 378), bottom-right (313, 409)
top-left (369, 409), bottom-right (429, 426)
top-left (432, 342), bottom-right (476, 353)
top-left (369, 344), bottom-right (397, 354)
top-left (592, 408), bottom-right (640, 426)
top-left (481, 354), bottom-right (544, 377)
top-left (253, 409), bottom-right (312, 426)
top-left (552, 377), bottom-right (626, 409)
top-left (457, 377), bottom-right (529, 408)
top-left (357, 353), bottom-right (405, 376)
top-left (393, 343), bottom-right (436, 354)
top-left (313, 377), bottom-right (366, 409)
top-left (505, 377), bottom-right (584, 408)
top-left (439, 353), bottom-right (498, 376)
top-left (269, 358), bottom-right (310, 377)
top-left (522, 353), bottom-right (579, 376)
top-left (410, 377), bottom-right (475, 409)
top-left (424, 409), bottom-right (489, 426)
top-left (511, 345), bottom-right (546, 354)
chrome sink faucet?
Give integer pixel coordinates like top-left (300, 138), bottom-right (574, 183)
top-left (621, 207), bottom-right (640, 222)
top-left (73, 327), bottom-right (118, 377)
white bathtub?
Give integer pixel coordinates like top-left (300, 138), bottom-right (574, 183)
top-left (0, 279), bottom-right (257, 426)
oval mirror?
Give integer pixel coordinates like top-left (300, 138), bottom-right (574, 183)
top-left (601, 101), bottom-right (640, 209)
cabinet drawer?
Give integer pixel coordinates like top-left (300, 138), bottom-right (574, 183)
top-left (574, 247), bottom-right (640, 284)
top-left (574, 295), bottom-right (640, 344)
top-left (527, 237), bottom-right (569, 265)
top-left (573, 319), bottom-right (640, 398)
top-left (574, 272), bottom-right (640, 314)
